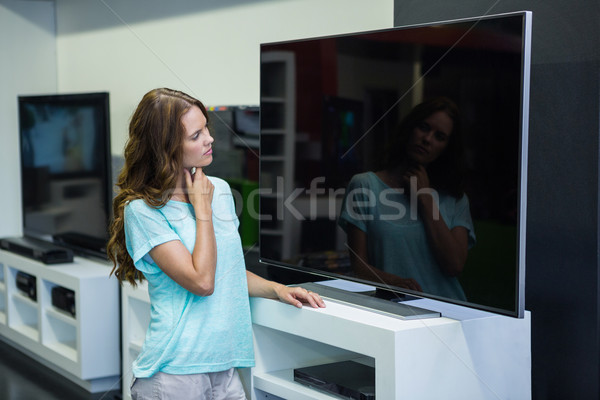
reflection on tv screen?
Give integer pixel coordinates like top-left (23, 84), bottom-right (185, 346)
top-left (259, 13), bottom-right (530, 317)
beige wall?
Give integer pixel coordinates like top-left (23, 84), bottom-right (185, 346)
top-left (54, 0), bottom-right (394, 154)
top-left (0, 0), bottom-right (57, 237)
top-left (0, 0), bottom-right (393, 237)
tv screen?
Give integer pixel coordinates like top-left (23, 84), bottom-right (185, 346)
top-left (18, 92), bottom-right (112, 259)
top-left (259, 12), bottom-right (531, 317)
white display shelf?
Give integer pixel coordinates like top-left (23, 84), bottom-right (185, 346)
top-left (11, 322), bottom-right (39, 342)
top-left (12, 291), bottom-right (38, 308)
top-left (129, 341), bottom-right (143, 354)
top-left (0, 249), bottom-right (120, 394)
top-left (253, 368), bottom-right (353, 400)
top-left (46, 307), bottom-right (77, 325)
top-left (122, 279), bottom-right (531, 400)
top-left (249, 296), bottom-right (532, 400)
top-left (44, 340), bottom-right (77, 362)
top-left (121, 280), bottom-right (151, 400)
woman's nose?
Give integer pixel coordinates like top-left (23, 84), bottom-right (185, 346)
top-left (422, 131), bottom-right (433, 143)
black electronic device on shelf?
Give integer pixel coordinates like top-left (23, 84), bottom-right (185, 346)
top-left (15, 271), bottom-right (37, 301)
top-left (51, 286), bottom-right (76, 317)
top-left (1, 236), bottom-right (73, 264)
top-left (294, 360), bottom-right (375, 400)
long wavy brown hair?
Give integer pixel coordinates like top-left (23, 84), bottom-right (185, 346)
top-left (107, 88), bottom-right (209, 286)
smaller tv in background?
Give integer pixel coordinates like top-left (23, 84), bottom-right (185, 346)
top-left (18, 92), bottom-right (112, 260)
top-left (206, 105), bottom-right (260, 180)
top-left (206, 105), bottom-right (260, 249)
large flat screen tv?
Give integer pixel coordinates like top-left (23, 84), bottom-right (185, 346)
top-left (259, 11), bottom-right (531, 318)
top-left (18, 92), bottom-right (112, 259)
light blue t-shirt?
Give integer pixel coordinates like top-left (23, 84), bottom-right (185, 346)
top-left (124, 177), bottom-right (254, 378)
top-left (338, 172), bottom-right (476, 301)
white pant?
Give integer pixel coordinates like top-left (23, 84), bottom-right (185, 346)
top-left (131, 368), bottom-right (246, 400)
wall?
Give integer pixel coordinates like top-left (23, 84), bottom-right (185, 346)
top-left (0, 0), bottom-right (57, 238)
top-left (393, 1), bottom-right (600, 399)
top-left (54, 0), bottom-right (394, 155)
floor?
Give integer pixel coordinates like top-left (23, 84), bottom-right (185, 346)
top-left (0, 339), bottom-right (121, 400)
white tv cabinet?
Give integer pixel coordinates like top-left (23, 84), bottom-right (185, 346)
top-left (122, 281), bottom-right (531, 400)
top-left (121, 280), bottom-right (151, 400)
top-left (0, 249), bottom-right (120, 394)
top-left (248, 296), bottom-right (531, 399)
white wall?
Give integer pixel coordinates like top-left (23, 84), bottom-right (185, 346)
top-left (0, 0), bottom-right (393, 237)
top-left (54, 0), bottom-right (394, 154)
top-left (0, 0), bottom-right (57, 237)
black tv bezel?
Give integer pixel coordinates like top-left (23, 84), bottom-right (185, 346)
top-left (17, 91), bottom-right (112, 260)
top-left (258, 11), bottom-right (532, 318)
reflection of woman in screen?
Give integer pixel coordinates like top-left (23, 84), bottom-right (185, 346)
top-left (338, 97), bottom-right (475, 301)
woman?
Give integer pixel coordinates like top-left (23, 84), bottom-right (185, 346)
top-left (338, 97), bottom-right (475, 301)
top-left (107, 88), bottom-right (324, 399)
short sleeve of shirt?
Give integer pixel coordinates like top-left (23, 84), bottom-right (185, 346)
top-left (450, 194), bottom-right (477, 249)
top-left (124, 200), bottom-right (180, 274)
top-left (338, 174), bottom-right (371, 233)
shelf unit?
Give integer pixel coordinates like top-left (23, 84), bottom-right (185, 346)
top-left (260, 51), bottom-right (298, 261)
top-left (121, 280), bottom-right (151, 400)
top-left (0, 249), bottom-right (120, 394)
top-left (248, 296), bottom-right (531, 400)
top-left (121, 281), bottom-right (531, 400)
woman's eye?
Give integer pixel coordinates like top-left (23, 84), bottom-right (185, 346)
top-left (435, 132), bottom-right (448, 141)
top-left (418, 122), bottom-right (430, 132)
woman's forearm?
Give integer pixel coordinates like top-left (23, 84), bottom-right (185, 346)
top-left (247, 270), bottom-right (282, 299)
top-left (190, 213), bottom-right (218, 294)
top-left (418, 195), bottom-right (468, 276)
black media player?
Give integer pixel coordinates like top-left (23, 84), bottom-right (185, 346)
top-left (16, 271), bottom-right (37, 301)
top-left (0, 236), bottom-right (73, 264)
top-left (52, 286), bottom-right (76, 317)
top-left (294, 360), bottom-right (375, 400)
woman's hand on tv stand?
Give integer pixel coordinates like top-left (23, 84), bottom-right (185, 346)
top-left (247, 271), bottom-right (326, 309)
top-left (274, 284), bottom-right (327, 309)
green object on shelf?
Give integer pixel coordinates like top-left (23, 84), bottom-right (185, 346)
top-left (226, 178), bottom-right (259, 249)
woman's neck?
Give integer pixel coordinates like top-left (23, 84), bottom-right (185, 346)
top-left (170, 173), bottom-right (189, 202)
top-left (376, 162), bottom-right (427, 188)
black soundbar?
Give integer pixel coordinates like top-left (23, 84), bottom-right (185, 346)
top-left (0, 236), bottom-right (73, 264)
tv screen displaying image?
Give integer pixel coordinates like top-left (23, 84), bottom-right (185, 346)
top-left (19, 92), bottom-right (111, 259)
top-left (259, 12), bottom-right (531, 317)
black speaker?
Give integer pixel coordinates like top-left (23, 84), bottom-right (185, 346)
top-left (16, 271), bottom-right (36, 301)
top-left (51, 286), bottom-right (76, 317)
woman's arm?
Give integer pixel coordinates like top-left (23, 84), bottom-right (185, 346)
top-left (405, 165), bottom-right (469, 276)
top-left (246, 271), bottom-right (325, 309)
top-left (148, 168), bottom-right (217, 296)
top-left (346, 224), bottom-right (423, 292)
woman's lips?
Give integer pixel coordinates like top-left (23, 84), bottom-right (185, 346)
top-left (414, 145), bottom-right (428, 155)
top-left (204, 148), bottom-right (213, 156)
